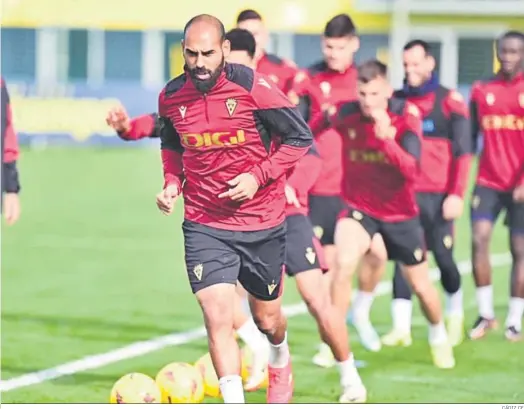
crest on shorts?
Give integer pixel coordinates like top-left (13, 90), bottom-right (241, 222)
top-left (352, 210), bottom-right (363, 221)
top-left (320, 81), bottom-right (331, 97)
top-left (225, 98), bottom-right (238, 117)
top-left (269, 74), bottom-right (279, 84)
top-left (193, 264), bottom-right (203, 280)
top-left (443, 235), bottom-right (453, 249)
top-left (472, 195), bottom-right (480, 209)
top-left (305, 247), bottom-right (316, 264)
top-left (519, 93), bottom-right (524, 108)
top-left (267, 280), bottom-right (277, 295)
top-left (413, 248), bottom-right (423, 262)
top-left (348, 128), bottom-right (356, 139)
top-left (313, 226), bottom-right (324, 239)
top-left (486, 93), bottom-right (495, 106)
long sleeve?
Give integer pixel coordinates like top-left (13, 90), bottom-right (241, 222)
top-left (286, 145), bottom-right (322, 197)
top-left (158, 90), bottom-right (184, 191)
top-left (250, 73), bottom-right (313, 187)
top-left (118, 113), bottom-right (159, 141)
top-left (381, 131), bottom-right (421, 181)
top-left (1, 80), bottom-right (20, 193)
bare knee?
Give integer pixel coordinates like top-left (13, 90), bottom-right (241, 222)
top-left (251, 299), bottom-right (282, 336)
top-left (303, 292), bottom-right (329, 318)
top-left (197, 285), bottom-right (235, 336)
top-left (472, 222), bottom-right (492, 254)
top-left (402, 263), bottom-right (432, 297)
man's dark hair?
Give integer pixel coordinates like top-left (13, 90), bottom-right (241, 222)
top-left (236, 9), bottom-right (262, 24)
top-left (324, 14), bottom-right (357, 38)
top-left (403, 39), bottom-right (431, 54)
top-left (357, 59), bottom-right (388, 83)
top-left (499, 30), bottom-right (524, 44)
top-left (184, 14), bottom-right (226, 42)
top-left (226, 29), bottom-right (256, 58)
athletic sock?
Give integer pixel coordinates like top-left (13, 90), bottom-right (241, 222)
top-left (428, 321), bottom-right (448, 345)
top-left (219, 375), bottom-right (245, 403)
top-left (337, 354), bottom-right (363, 387)
top-left (446, 288), bottom-right (464, 317)
top-left (353, 291), bottom-right (374, 322)
top-left (476, 285), bottom-right (495, 319)
top-left (392, 299), bottom-right (413, 333)
top-left (268, 332), bottom-right (290, 368)
top-left (237, 318), bottom-right (268, 351)
top-left (505, 297), bottom-right (524, 331)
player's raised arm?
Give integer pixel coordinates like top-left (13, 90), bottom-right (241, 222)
top-left (443, 91), bottom-right (473, 198)
top-left (158, 89), bottom-right (185, 193)
top-left (1, 79), bottom-right (20, 196)
top-left (469, 82), bottom-right (482, 153)
top-left (249, 73), bottom-right (313, 187)
top-left (107, 106), bottom-right (161, 141)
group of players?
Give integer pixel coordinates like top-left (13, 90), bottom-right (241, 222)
top-left (104, 11), bottom-right (524, 404)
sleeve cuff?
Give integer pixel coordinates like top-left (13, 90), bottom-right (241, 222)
top-left (3, 161), bottom-right (20, 193)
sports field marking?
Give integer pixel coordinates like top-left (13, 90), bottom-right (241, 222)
top-left (0, 253), bottom-right (511, 393)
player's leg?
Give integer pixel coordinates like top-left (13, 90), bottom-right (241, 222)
top-left (381, 263), bottom-right (414, 347)
top-left (237, 225), bottom-right (292, 403)
top-left (183, 222), bottom-right (244, 403)
top-left (430, 220), bottom-right (464, 346)
top-left (232, 287), bottom-right (269, 391)
top-left (351, 234), bottom-right (388, 352)
top-left (382, 219), bottom-right (454, 369)
top-left (505, 201), bottom-right (524, 341)
top-left (470, 186), bottom-right (503, 339)
top-left (332, 209), bottom-right (376, 402)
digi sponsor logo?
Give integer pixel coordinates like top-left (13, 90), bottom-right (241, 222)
top-left (349, 149), bottom-right (388, 164)
top-left (181, 130), bottom-right (246, 148)
top-left (482, 115), bottom-right (524, 131)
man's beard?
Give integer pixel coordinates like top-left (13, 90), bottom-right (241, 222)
top-left (189, 57), bottom-right (225, 93)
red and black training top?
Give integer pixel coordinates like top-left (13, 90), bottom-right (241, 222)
top-left (256, 53), bottom-right (298, 94)
top-left (393, 76), bottom-right (472, 197)
top-left (470, 72), bottom-right (524, 192)
top-left (159, 63), bottom-right (312, 231)
top-left (117, 113), bottom-right (160, 141)
top-left (313, 99), bottom-right (423, 222)
top-left (285, 143), bottom-right (322, 216)
top-left (289, 61), bottom-right (358, 196)
top-left (1, 78), bottom-right (20, 194)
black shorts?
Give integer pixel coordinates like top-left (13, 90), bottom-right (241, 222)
top-left (285, 214), bottom-right (325, 276)
top-left (470, 185), bottom-right (524, 234)
top-left (341, 205), bottom-right (426, 266)
top-left (417, 192), bottom-right (454, 252)
top-left (308, 195), bottom-right (345, 246)
top-left (182, 220), bottom-right (286, 301)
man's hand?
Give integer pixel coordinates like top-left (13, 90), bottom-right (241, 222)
top-left (285, 184), bottom-right (300, 208)
top-left (106, 106), bottom-right (131, 133)
top-left (156, 184), bottom-right (180, 215)
top-left (218, 173), bottom-right (259, 202)
top-left (3, 193), bottom-right (21, 225)
top-left (370, 109), bottom-right (394, 140)
top-left (442, 194), bottom-right (464, 220)
top-left (513, 185), bottom-right (524, 203)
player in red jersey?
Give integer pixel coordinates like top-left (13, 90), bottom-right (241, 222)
top-left (313, 60), bottom-right (456, 371)
top-left (1, 78), bottom-right (21, 225)
top-left (155, 15), bottom-right (312, 403)
top-left (354, 40), bottom-right (473, 348)
top-left (236, 9), bottom-right (298, 93)
top-left (469, 31), bottom-right (524, 342)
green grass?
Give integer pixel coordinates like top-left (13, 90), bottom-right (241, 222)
top-left (1, 148), bottom-right (523, 403)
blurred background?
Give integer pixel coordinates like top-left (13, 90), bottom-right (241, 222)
top-left (2, 0), bottom-right (524, 404)
top-left (3, 0), bottom-right (524, 146)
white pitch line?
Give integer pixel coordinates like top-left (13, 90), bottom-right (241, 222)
top-left (0, 253), bottom-right (511, 393)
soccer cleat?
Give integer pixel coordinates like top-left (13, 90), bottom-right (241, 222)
top-left (312, 343), bottom-right (335, 368)
top-left (244, 344), bottom-right (270, 392)
top-left (381, 329), bottom-right (412, 347)
top-left (339, 383), bottom-right (367, 403)
top-left (430, 341), bottom-right (455, 369)
top-left (446, 314), bottom-right (465, 347)
top-left (267, 359), bottom-right (293, 403)
top-left (504, 326), bottom-right (522, 342)
top-left (469, 316), bottom-right (498, 340)
top-left (352, 319), bottom-right (382, 352)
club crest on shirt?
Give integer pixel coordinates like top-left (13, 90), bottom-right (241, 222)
top-left (486, 93), bottom-right (495, 106)
top-left (443, 235), bottom-right (453, 249)
top-left (193, 264), bottom-right (203, 281)
top-left (305, 247), bottom-right (316, 264)
top-left (225, 98), bottom-right (238, 117)
top-left (519, 93), bottom-right (524, 108)
top-left (352, 210), bottom-right (363, 221)
top-left (294, 71), bottom-right (307, 83)
top-left (320, 81), bottom-right (331, 97)
top-left (267, 280), bottom-right (277, 295)
top-left (348, 128), bottom-right (357, 139)
top-left (413, 248), bottom-right (423, 262)
top-left (269, 74), bottom-right (279, 84)
top-left (179, 105), bottom-right (187, 119)
top-left (313, 226), bottom-right (324, 239)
